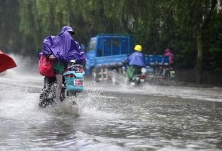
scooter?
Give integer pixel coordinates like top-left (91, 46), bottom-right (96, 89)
top-left (151, 65), bottom-right (175, 85)
top-left (122, 63), bottom-right (147, 86)
top-left (129, 67), bottom-right (147, 86)
top-left (39, 60), bottom-right (85, 108)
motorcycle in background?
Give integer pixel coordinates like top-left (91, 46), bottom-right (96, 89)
top-left (130, 67), bottom-right (147, 86)
top-left (145, 55), bottom-right (176, 85)
top-left (39, 60), bottom-right (85, 108)
top-left (126, 65), bottom-right (176, 86)
top-left (122, 62), bottom-right (147, 86)
top-left (151, 65), bottom-right (175, 85)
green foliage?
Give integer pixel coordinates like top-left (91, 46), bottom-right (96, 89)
top-left (0, 0), bottom-right (20, 53)
top-left (0, 0), bottom-right (222, 72)
top-left (203, 10), bottom-right (222, 71)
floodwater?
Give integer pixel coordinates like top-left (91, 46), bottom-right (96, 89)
top-left (0, 57), bottom-right (222, 151)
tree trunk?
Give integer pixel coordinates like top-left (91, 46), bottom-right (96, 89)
top-left (195, 30), bottom-right (203, 84)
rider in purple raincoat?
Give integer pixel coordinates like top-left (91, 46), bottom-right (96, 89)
top-left (41, 25), bottom-right (86, 102)
top-left (42, 26), bottom-right (85, 64)
top-left (124, 45), bottom-right (146, 82)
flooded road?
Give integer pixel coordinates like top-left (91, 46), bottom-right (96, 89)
top-left (0, 71), bottom-right (222, 151)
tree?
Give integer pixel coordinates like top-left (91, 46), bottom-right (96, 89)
top-left (0, 0), bottom-right (20, 53)
top-left (172, 0), bottom-right (219, 83)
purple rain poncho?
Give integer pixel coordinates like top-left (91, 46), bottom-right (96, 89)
top-left (41, 26), bottom-right (86, 64)
top-left (126, 51), bottom-right (146, 67)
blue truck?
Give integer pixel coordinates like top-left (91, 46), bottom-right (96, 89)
top-left (85, 34), bottom-right (172, 82)
top-left (85, 34), bottom-right (135, 81)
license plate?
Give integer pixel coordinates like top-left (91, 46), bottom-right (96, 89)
top-left (74, 79), bottom-right (83, 86)
top-left (148, 75), bottom-right (154, 78)
top-left (140, 79), bottom-right (145, 82)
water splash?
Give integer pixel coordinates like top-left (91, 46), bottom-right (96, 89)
top-left (0, 84), bottom-right (51, 121)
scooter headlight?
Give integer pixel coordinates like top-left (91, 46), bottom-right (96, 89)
top-left (141, 68), bottom-right (147, 74)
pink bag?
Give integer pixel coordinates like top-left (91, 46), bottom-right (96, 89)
top-left (39, 55), bottom-right (55, 77)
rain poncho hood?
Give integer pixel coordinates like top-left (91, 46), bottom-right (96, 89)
top-left (41, 26), bottom-right (85, 64)
top-left (164, 48), bottom-right (170, 53)
top-left (164, 49), bottom-right (174, 64)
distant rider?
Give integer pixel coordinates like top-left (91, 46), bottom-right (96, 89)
top-left (40, 25), bottom-right (86, 103)
top-left (163, 48), bottom-right (174, 67)
top-left (124, 45), bottom-right (146, 82)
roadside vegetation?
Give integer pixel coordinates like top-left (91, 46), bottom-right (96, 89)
top-left (0, 0), bottom-right (221, 84)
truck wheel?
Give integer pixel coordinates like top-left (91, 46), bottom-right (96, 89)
top-left (92, 68), bottom-right (99, 82)
top-left (111, 69), bottom-right (118, 84)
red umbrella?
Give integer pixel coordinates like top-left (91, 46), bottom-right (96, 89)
top-left (0, 50), bottom-right (17, 73)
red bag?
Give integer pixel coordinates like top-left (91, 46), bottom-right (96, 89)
top-left (39, 55), bottom-right (55, 77)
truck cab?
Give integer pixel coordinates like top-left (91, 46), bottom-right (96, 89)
top-left (85, 34), bottom-right (135, 81)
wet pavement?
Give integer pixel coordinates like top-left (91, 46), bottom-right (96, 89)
top-left (0, 73), bottom-right (222, 151)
